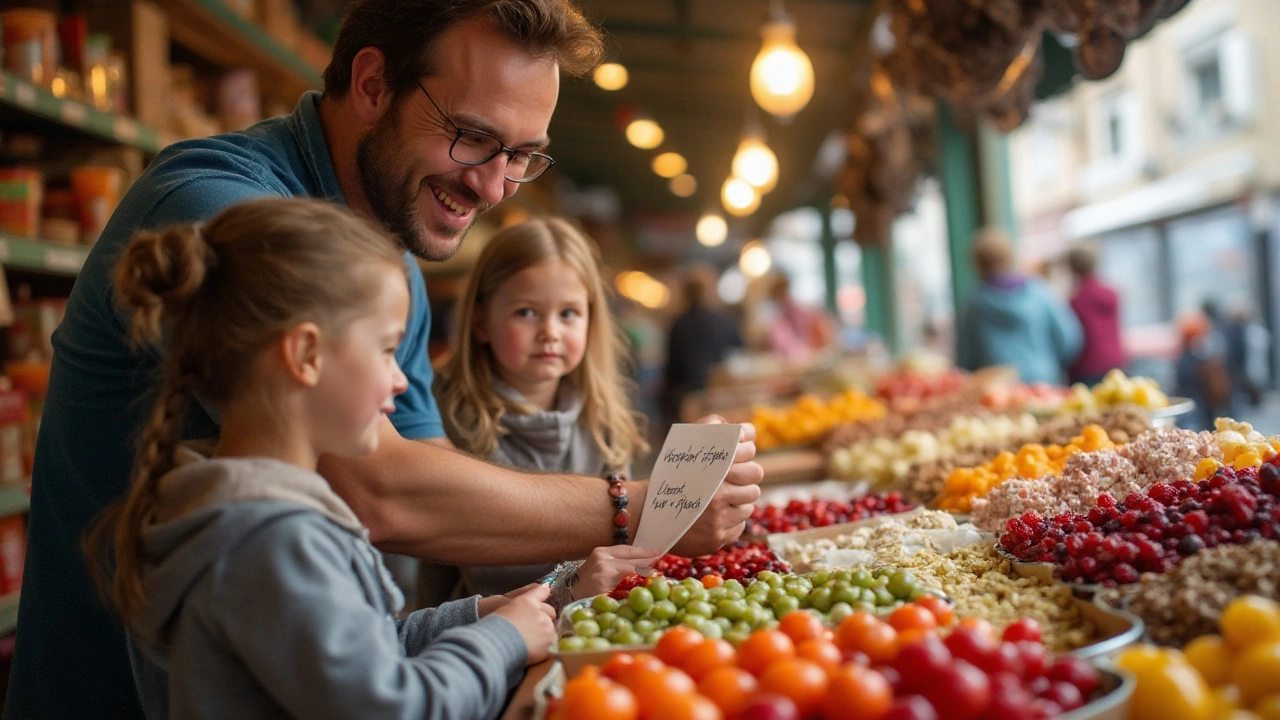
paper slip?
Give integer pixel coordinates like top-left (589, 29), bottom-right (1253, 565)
top-left (632, 423), bottom-right (742, 556)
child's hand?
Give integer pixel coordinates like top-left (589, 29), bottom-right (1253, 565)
top-left (477, 583), bottom-right (541, 617)
top-left (571, 545), bottom-right (662, 601)
top-left (493, 584), bottom-right (557, 665)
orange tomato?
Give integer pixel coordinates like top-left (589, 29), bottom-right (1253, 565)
top-left (615, 653), bottom-right (667, 689)
top-left (913, 596), bottom-right (955, 627)
top-left (698, 666), bottom-right (758, 718)
top-left (759, 658), bottom-right (831, 718)
top-left (738, 629), bottom-right (797, 676)
top-left (835, 613), bottom-right (880, 652)
top-left (602, 653), bottom-right (637, 680)
top-left (956, 617), bottom-right (996, 640)
top-left (701, 575), bottom-right (724, 589)
top-left (626, 668), bottom-right (696, 720)
top-left (838, 620), bottom-right (898, 666)
top-left (682, 638), bottom-right (737, 682)
top-left (779, 611), bottom-right (826, 645)
top-left (823, 664), bottom-right (893, 720)
top-left (648, 693), bottom-right (724, 720)
top-left (894, 627), bottom-right (935, 652)
top-left (796, 639), bottom-right (843, 674)
top-left (656, 627), bottom-right (706, 668)
top-left (888, 605), bottom-right (938, 634)
top-left (560, 668), bottom-right (639, 720)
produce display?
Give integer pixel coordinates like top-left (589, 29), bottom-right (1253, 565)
top-left (747, 493), bottom-right (914, 536)
top-left (1059, 369), bottom-right (1170, 414)
top-left (774, 510), bottom-right (981, 573)
top-left (1117, 596), bottom-right (1280, 720)
top-left (561, 568), bottom-right (934, 651)
top-left (822, 395), bottom-right (995, 453)
top-left (550, 601), bottom-right (1106, 720)
top-left (873, 369), bottom-right (967, 411)
top-left (637, 542), bottom-right (791, 584)
top-left (754, 390), bottom-right (886, 451)
top-left (1099, 540), bottom-right (1280, 646)
top-left (999, 463), bottom-right (1280, 586)
top-left (979, 382), bottom-right (1071, 414)
top-left (933, 425), bottom-right (1115, 513)
top-left (827, 413), bottom-right (1038, 488)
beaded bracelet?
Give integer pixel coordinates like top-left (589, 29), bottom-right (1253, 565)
top-left (605, 473), bottom-right (630, 545)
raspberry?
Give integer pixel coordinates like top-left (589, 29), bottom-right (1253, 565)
top-left (1087, 507), bottom-right (1110, 526)
top-left (1148, 483), bottom-right (1178, 506)
top-left (1135, 538), bottom-right (1162, 562)
top-left (1184, 510), bottom-right (1210, 534)
top-left (1112, 563), bottom-right (1140, 584)
top-left (1123, 493), bottom-right (1144, 509)
top-left (1217, 485), bottom-right (1258, 527)
top-left (1096, 493), bottom-right (1117, 510)
top-left (1120, 511), bottom-right (1141, 529)
top-left (1079, 556), bottom-right (1099, 577)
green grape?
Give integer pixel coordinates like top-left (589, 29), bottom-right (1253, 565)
top-left (686, 600), bottom-right (715, 618)
top-left (558, 636), bottom-right (587, 652)
top-left (716, 599), bottom-right (747, 621)
top-left (585, 637), bottom-right (612, 651)
top-left (602, 626), bottom-right (617, 641)
top-left (772, 595), bottom-right (801, 619)
top-left (570, 607), bottom-right (596, 624)
top-left (682, 614), bottom-right (706, 630)
top-left (669, 586), bottom-right (692, 607)
top-left (645, 630), bottom-right (664, 644)
top-left (747, 592), bottom-right (770, 607)
top-left (680, 577), bottom-right (702, 592)
top-left (723, 579), bottom-right (745, 596)
top-left (732, 620), bottom-right (752, 635)
top-left (628, 587), bottom-right (654, 613)
top-left (766, 587), bottom-right (788, 606)
top-left (811, 570), bottom-right (832, 586)
top-left (592, 595), bottom-right (620, 614)
top-left (647, 577), bottom-right (671, 601)
top-left (650, 599), bottom-right (677, 621)
top-left (618, 606), bottom-right (638, 622)
top-left (859, 588), bottom-right (879, 606)
top-left (873, 587), bottom-right (895, 606)
top-left (689, 586), bottom-right (709, 603)
top-left (707, 588), bottom-right (727, 604)
top-left (747, 606), bottom-right (774, 628)
top-left (854, 601), bottom-right (878, 616)
top-left (871, 575), bottom-right (889, 589)
top-left (756, 571), bottom-right (779, 587)
top-left (614, 630), bottom-right (643, 646)
top-left (833, 569), bottom-right (854, 584)
top-left (807, 586), bottom-right (834, 613)
top-left (634, 619), bottom-right (657, 636)
top-left (828, 602), bottom-right (854, 625)
top-left (611, 617), bottom-right (633, 634)
top-left (851, 569), bottom-right (874, 588)
top-left (886, 571), bottom-right (918, 600)
top-left (573, 620), bottom-right (601, 638)
top-left (701, 622), bottom-right (723, 640)
top-left (908, 586), bottom-right (925, 602)
top-left (725, 630), bottom-right (749, 646)
top-left (714, 617), bottom-right (733, 632)
top-left (833, 586), bottom-right (860, 606)
top-left (596, 612), bottom-right (617, 627)
top-left (785, 584), bottom-right (810, 600)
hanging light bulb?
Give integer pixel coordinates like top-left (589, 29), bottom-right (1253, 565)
top-left (739, 240), bottom-right (773, 278)
top-left (721, 177), bottom-right (761, 217)
top-left (652, 152), bottom-right (688, 178)
top-left (625, 117), bottom-right (664, 149)
top-left (750, 7), bottom-right (815, 120)
top-left (731, 136), bottom-right (779, 193)
top-left (593, 62), bottom-right (629, 91)
top-left (696, 213), bottom-right (728, 247)
top-left (669, 174), bottom-right (697, 197)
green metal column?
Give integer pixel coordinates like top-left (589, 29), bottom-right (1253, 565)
top-left (978, 119), bottom-right (1017, 239)
top-left (820, 204), bottom-right (839, 315)
top-left (861, 243), bottom-right (896, 353)
top-left (938, 104), bottom-right (983, 315)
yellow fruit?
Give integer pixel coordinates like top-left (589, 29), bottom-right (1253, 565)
top-left (1255, 695), bottom-right (1280, 720)
top-left (1196, 459), bottom-right (1223, 481)
top-left (1235, 453), bottom-right (1264, 470)
top-left (1234, 643), bottom-right (1280, 706)
top-left (1129, 659), bottom-right (1214, 720)
top-left (1222, 597), bottom-right (1280, 650)
top-left (1119, 645), bottom-right (1183, 676)
top-left (1186, 635), bottom-right (1233, 687)
top-left (1213, 686), bottom-right (1242, 718)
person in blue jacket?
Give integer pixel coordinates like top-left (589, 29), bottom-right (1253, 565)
top-left (956, 228), bottom-right (1082, 385)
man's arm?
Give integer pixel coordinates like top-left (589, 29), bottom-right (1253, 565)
top-left (319, 418), bottom-right (762, 564)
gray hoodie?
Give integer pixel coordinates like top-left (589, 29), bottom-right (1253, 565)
top-left (133, 447), bottom-right (528, 720)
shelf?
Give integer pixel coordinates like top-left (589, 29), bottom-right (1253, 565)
top-left (159, 0), bottom-right (322, 103)
top-left (0, 72), bottom-right (171, 154)
top-left (0, 591), bottom-right (18, 636)
top-left (0, 235), bottom-right (89, 276)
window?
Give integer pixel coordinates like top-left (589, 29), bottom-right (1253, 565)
top-left (1081, 89), bottom-right (1143, 193)
top-left (1191, 54), bottom-right (1224, 112)
top-left (1107, 110), bottom-right (1124, 159)
top-left (1179, 29), bottom-right (1257, 142)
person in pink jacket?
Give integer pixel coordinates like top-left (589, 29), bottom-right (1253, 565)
top-left (1067, 245), bottom-right (1127, 386)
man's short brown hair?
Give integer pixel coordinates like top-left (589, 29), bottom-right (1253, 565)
top-left (323, 0), bottom-right (604, 99)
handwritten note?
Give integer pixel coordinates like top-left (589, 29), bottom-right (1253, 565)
top-left (632, 423), bottom-right (742, 555)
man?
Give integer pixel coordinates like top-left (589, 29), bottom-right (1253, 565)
top-left (7, 2), bottom-right (762, 716)
top-left (663, 266), bottom-right (742, 425)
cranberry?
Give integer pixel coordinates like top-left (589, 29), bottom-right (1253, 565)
top-left (1112, 563), bottom-right (1140, 584)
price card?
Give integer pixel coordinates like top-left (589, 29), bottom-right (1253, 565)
top-left (631, 423), bottom-right (741, 556)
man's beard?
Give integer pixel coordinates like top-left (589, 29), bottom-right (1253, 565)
top-left (355, 115), bottom-right (487, 261)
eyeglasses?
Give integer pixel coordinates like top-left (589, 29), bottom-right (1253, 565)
top-left (417, 81), bottom-right (555, 183)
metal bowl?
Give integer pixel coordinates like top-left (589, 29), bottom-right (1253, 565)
top-left (1060, 669), bottom-right (1135, 720)
top-left (1149, 397), bottom-right (1196, 428)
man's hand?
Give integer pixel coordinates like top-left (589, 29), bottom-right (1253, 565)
top-left (670, 417), bottom-right (762, 557)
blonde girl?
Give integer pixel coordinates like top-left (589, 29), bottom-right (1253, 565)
top-left (436, 217), bottom-right (655, 604)
top-left (87, 198), bottom-right (555, 720)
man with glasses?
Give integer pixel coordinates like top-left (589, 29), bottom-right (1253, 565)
top-left (8, 1), bottom-right (764, 717)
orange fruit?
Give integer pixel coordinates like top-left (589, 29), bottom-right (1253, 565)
top-left (957, 617), bottom-right (996, 640)
top-left (615, 653), bottom-right (667, 689)
top-left (648, 692), bottom-right (724, 720)
top-left (702, 575), bottom-right (724, 589)
top-left (796, 638), bottom-right (843, 674)
top-left (698, 666), bottom-right (758, 717)
top-left (560, 670), bottom-right (639, 720)
top-left (602, 653), bottom-right (637, 680)
top-left (914, 596), bottom-right (955, 627)
top-left (627, 668), bottom-right (696, 720)
top-left (895, 628), bottom-right (934, 652)
top-left (888, 605), bottom-right (938, 634)
top-left (738, 629), bottom-right (797, 676)
top-left (682, 638), bottom-right (737, 682)
top-left (823, 664), bottom-right (893, 720)
top-left (758, 657), bottom-right (831, 717)
top-left (837, 617), bottom-right (899, 665)
top-left (656, 627), bottom-right (706, 668)
top-left (779, 611), bottom-right (826, 645)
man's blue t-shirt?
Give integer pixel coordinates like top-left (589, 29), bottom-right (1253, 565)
top-left (5, 92), bottom-right (444, 719)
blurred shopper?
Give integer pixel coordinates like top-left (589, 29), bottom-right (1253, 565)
top-left (663, 266), bottom-right (742, 425)
top-left (1066, 244), bottom-right (1127, 385)
top-left (766, 273), bottom-right (835, 362)
top-left (1176, 311), bottom-right (1234, 430)
top-left (956, 228), bottom-right (1082, 384)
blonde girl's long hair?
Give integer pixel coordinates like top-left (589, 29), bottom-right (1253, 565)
top-left (437, 217), bottom-right (648, 470)
top-left (85, 197), bottom-right (406, 634)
